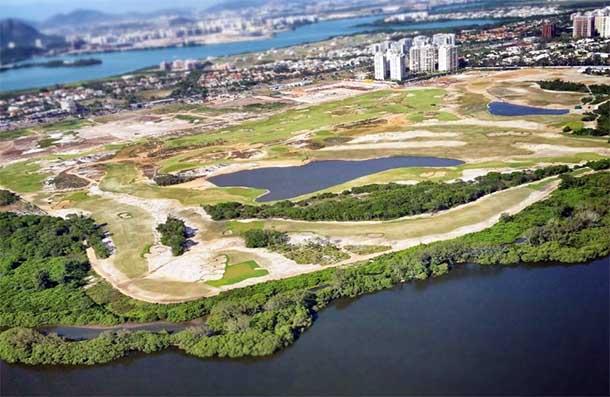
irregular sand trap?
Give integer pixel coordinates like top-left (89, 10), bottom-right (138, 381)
top-left (538, 132), bottom-right (564, 139)
top-left (147, 244), bottom-right (226, 282)
top-left (288, 232), bottom-right (329, 245)
top-left (320, 141), bottom-right (466, 151)
top-left (460, 168), bottom-right (513, 181)
top-left (51, 208), bottom-right (92, 218)
top-left (350, 130), bottom-right (459, 144)
top-left (487, 131), bottom-right (530, 137)
top-left (421, 119), bottom-right (547, 130)
top-left (515, 143), bottom-right (610, 157)
top-left (394, 180), bottom-right (419, 185)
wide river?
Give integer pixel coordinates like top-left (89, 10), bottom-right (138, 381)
top-left (0, 17), bottom-right (497, 92)
top-left (1, 256), bottom-right (608, 396)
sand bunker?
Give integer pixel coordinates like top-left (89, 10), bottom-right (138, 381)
top-left (422, 119), bottom-right (547, 130)
top-left (515, 143), bottom-right (610, 157)
top-left (147, 245), bottom-right (226, 282)
top-left (321, 141), bottom-right (466, 151)
top-left (350, 130), bottom-right (459, 144)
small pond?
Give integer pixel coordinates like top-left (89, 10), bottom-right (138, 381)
top-left (208, 156), bottom-right (464, 202)
top-left (488, 101), bottom-right (569, 116)
top-left (36, 318), bottom-right (206, 340)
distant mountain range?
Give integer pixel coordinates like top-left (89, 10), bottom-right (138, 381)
top-left (41, 9), bottom-right (113, 28)
top-left (0, 19), bottom-right (66, 64)
top-left (37, 8), bottom-right (196, 29)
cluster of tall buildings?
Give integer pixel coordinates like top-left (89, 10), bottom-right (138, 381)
top-left (159, 59), bottom-right (203, 72)
top-left (572, 7), bottom-right (610, 38)
top-left (372, 34), bottom-right (459, 81)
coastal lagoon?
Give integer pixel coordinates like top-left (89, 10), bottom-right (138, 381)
top-left (2, 256), bottom-right (607, 396)
top-left (0, 17), bottom-right (497, 92)
top-left (208, 156), bottom-right (464, 201)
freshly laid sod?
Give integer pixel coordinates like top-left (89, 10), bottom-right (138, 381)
top-left (226, 220), bottom-right (264, 235)
top-left (0, 161), bottom-right (48, 193)
top-left (207, 260), bottom-right (269, 287)
top-left (75, 196), bottom-right (154, 278)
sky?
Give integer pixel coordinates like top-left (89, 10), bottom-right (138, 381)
top-left (0, 0), bottom-right (221, 21)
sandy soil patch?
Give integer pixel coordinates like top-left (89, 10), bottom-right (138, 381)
top-left (350, 130), bottom-right (460, 144)
top-left (320, 140), bottom-right (466, 151)
top-left (515, 143), bottom-right (610, 157)
top-left (77, 117), bottom-right (193, 140)
top-left (288, 232), bottom-right (330, 245)
top-left (146, 244), bottom-right (226, 283)
top-left (421, 118), bottom-right (547, 130)
top-left (460, 168), bottom-right (512, 181)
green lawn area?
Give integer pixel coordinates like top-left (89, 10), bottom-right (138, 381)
top-left (164, 89), bottom-right (447, 150)
top-left (226, 220), bottom-right (264, 235)
top-left (39, 118), bottom-right (93, 132)
top-left (207, 260), bottom-right (269, 287)
top-left (0, 161), bottom-right (48, 193)
top-left (75, 196), bottom-right (154, 278)
top-left (0, 128), bottom-right (34, 141)
top-left (267, 185), bottom-right (537, 240)
top-left (101, 162), bottom-right (264, 205)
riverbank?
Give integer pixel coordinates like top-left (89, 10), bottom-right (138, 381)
top-left (0, 58), bottom-right (102, 73)
top-left (2, 256), bottom-right (606, 396)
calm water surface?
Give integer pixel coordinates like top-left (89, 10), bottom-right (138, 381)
top-left (2, 256), bottom-right (608, 396)
top-left (488, 101), bottom-right (569, 116)
top-left (0, 18), bottom-right (496, 92)
top-left (209, 156), bottom-right (464, 201)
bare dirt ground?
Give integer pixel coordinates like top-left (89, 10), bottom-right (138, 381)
top-left (349, 130), bottom-right (460, 143)
top-left (514, 143), bottom-right (610, 157)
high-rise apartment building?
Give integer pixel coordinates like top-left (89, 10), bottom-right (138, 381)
top-left (419, 45), bottom-right (437, 73)
top-left (572, 12), bottom-right (595, 38)
top-left (388, 51), bottom-right (406, 81)
top-left (432, 33), bottom-right (456, 47)
top-left (438, 45), bottom-right (458, 72)
top-left (408, 45), bottom-right (422, 73)
top-left (374, 51), bottom-right (389, 80)
top-left (541, 23), bottom-right (556, 38)
top-left (374, 34), bottom-right (459, 79)
top-left (594, 8), bottom-right (610, 38)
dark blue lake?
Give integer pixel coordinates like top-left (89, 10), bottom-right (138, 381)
top-left (488, 101), bottom-right (569, 116)
top-left (208, 156), bottom-right (464, 201)
top-left (2, 257), bottom-right (608, 396)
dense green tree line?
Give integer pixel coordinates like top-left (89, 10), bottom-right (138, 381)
top-left (2, 170), bottom-right (610, 365)
top-left (153, 173), bottom-right (195, 186)
top-left (589, 84), bottom-right (610, 96)
top-left (0, 189), bottom-right (18, 206)
top-left (157, 216), bottom-right (188, 256)
top-left (204, 165), bottom-right (570, 221)
top-left (573, 101), bottom-right (610, 137)
top-left (539, 79), bottom-right (610, 138)
top-left (0, 213), bottom-right (117, 327)
top-left (243, 229), bottom-right (287, 248)
top-left (171, 71), bottom-right (208, 99)
top-left (537, 79), bottom-right (588, 92)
